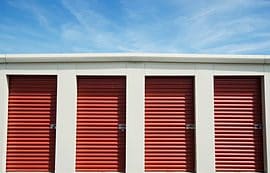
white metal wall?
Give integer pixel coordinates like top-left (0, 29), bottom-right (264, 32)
top-left (0, 62), bottom-right (270, 173)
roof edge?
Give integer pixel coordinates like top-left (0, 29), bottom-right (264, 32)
top-left (0, 53), bottom-right (270, 64)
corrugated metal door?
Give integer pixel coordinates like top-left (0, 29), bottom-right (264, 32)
top-left (145, 77), bottom-right (195, 172)
top-left (6, 75), bottom-right (57, 172)
top-left (76, 76), bottom-right (126, 172)
top-left (214, 77), bottom-right (264, 172)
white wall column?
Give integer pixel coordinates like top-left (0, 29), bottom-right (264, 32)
top-left (0, 68), bottom-right (8, 173)
top-left (55, 65), bottom-right (77, 173)
top-left (126, 63), bottom-right (145, 173)
top-left (263, 65), bottom-right (270, 173)
top-left (195, 64), bottom-right (215, 173)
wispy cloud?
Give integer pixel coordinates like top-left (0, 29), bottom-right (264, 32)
top-left (61, 0), bottom-right (128, 51)
top-left (7, 0), bottom-right (55, 32)
top-left (170, 0), bottom-right (270, 53)
top-left (202, 40), bottom-right (270, 54)
top-left (60, 0), bottom-right (186, 52)
top-left (0, 0), bottom-right (270, 54)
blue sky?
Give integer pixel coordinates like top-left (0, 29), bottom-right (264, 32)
top-left (1, 0), bottom-right (270, 54)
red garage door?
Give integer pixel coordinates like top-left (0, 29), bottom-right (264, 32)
top-left (76, 76), bottom-right (126, 172)
top-left (214, 77), bottom-right (264, 172)
top-left (6, 75), bottom-right (57, 172)
top-left (145, 77), bottom-right (195, 172)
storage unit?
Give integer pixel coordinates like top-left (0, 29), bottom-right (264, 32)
top-left (145, 77), bottom-right (195, 172)
top-left (214, 77), bottom-right (264, 172)
top-left (6, 75), bottom-right (57, 172)
top-left (76, 76), bottom-right (126, 172)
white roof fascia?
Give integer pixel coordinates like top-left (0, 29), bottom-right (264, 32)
top-left (0, 53), bottom-right (269, 64)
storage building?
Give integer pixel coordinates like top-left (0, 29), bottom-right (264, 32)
top-left (0, 53), bottom-right (270, 173)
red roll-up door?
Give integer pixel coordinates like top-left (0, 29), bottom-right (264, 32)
top-left (145, 77), bottom-right (195, 172)
top-left (214, 77), bottom-right (264, 172)
top-left (6, 75), bottom-right (57, 172)
top-left (76, 76), bottom-right (126, 172)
